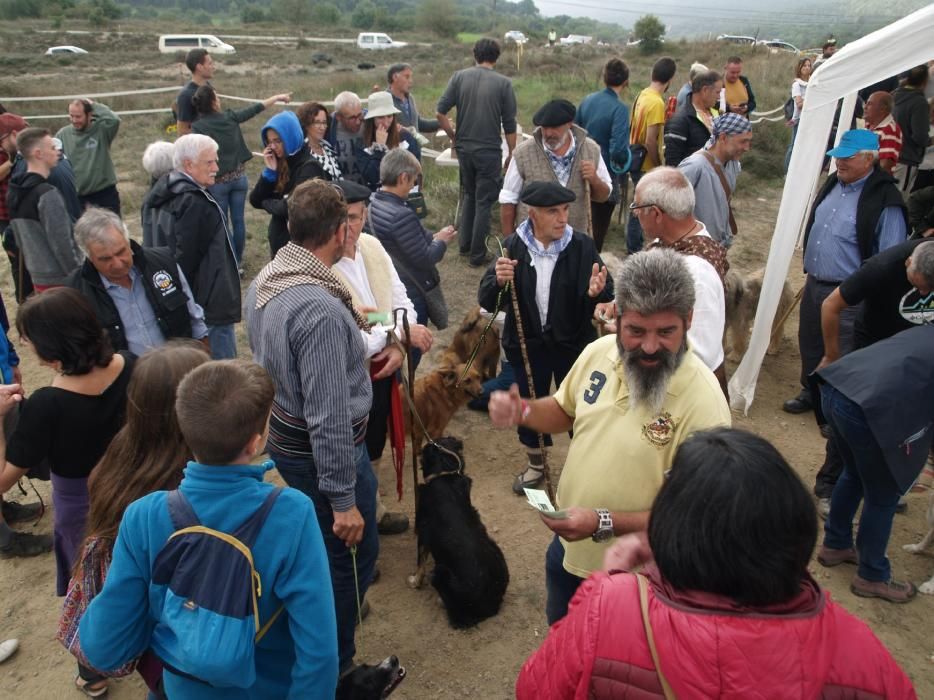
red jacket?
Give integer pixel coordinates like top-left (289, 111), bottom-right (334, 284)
top-left (517, 570), bottom-right (915, 699)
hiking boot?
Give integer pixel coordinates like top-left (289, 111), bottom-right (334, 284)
top-left (782, 389), bottom-right (813, 414)
top-left (817, 545), bottom-right (858, 567)
top-left (512, 467), bottom-right (545, 496)
top-left (1, 499), bottom-right (43, 523)
top-left (0, 531), bottom-right (52, 558)
top-left (377, 511), bottom-right (409, 535)
top-left (850, 576), bottom-right (917, 603)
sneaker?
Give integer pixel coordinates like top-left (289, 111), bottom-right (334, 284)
top-left (817, 497), bottom-right (831, 520)
top-left (1, 499), bottom-right (43, 523)
top-left (0, 530), bottom-right (52, 558)
top-left (817, 545), bottom-right (858, 567)
top-left (377, 511), bottom-right (409, 535)
top-left (511, 467), bottom-right (545, 496)
top-left (850, 576), bottom-right (917, 603)
top-left (0, 638), bottom-right (18, 664)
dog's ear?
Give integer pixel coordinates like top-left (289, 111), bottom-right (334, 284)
top-left (440, 365), bottom-right (459, 387)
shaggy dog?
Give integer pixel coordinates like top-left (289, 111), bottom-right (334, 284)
top-left (723, 267), bottom-right (796, 358)
top-left (903, 489), bottom-right (934, 595)
top-left (401, 362), bottom-right (483, 454)
top-left (442, 306), bottom-right (501, 381)
top-left (336, 655), bottom-right (406, 699)
top-left (410, 437), bottom-right (509, 628)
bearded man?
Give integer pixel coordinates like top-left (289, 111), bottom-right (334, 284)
top-left (488, 248), bottom-right (731, 624)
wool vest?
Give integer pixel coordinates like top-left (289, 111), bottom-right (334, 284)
top-left (512, 124), bottom-right (602, 235)
top-left (332, 233), bottom-right (395, 316)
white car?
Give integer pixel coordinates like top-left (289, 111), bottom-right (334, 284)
top-left (757, 39), bottom-right (800, 54)
top-left (504, 30), bottom-right (528, 44)
top-left (45, 46), bottom-right (88, 55)
top-left (559, 35), bottom-right (592, 46)
top-left (356, 32), bottom-right (407, 50)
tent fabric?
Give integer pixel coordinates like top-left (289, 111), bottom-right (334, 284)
top-left (728, 5), bottom-right (934, 413)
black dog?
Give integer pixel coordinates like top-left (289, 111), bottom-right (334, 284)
top-left (413, 437), bottom-right (509, 628)
top-left (336, 655), bottom-right (406, 700)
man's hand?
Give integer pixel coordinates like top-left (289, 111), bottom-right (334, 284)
top-left (587, 263), bottom-right (607, 298)
top-left (407, 324), bottom-right (433, 353)
top-left (603, 532), bottom-right (652, 572)
top-left (540, 507), bottom-right (599, 542)
top-left (433, 225), bottom-right (457, 243)
top-left (372, 345), bottom-right (404, 379)
top-left (580, 160), bottom-right (598, 184)
top-left (594, 301), bottom-right (617, 332)
top-left (0, 384), bottom-right (24, 417)
top-left (494, 257), bottom-right (518, 286)
top-left (488, 383), bottom-right (523, 428)
top-left (333, 506), bottom-right (365, 547)
top-left (730, 103), bottom-right (748, 116)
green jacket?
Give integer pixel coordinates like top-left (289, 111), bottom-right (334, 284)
top-left (192, 103), bottom-right (265, 177)
top-left (56, 102), bottom-right (120, 195)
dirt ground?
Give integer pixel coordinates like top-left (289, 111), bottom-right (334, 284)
top-left (0, 179), bottom-right (932, 699)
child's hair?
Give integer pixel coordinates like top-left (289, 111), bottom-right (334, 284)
top-left (176, 360), bottom-right (275, 464)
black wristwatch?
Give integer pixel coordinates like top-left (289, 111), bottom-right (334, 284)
top-left (591, 508), bottom-right (613, 543)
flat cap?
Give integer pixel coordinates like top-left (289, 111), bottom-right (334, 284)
top-left (0, 113), bottom-right (28, 138)
top-left (336, 179), bottom-right (372, 204)
top-left (532, 99), bottom-right (576, 127)
top-left (520, 181), bottom-right (576, 207)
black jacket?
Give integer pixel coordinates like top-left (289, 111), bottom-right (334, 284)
top-left (664, 102), bottom-right (712, 166)
top-left (907, 186), bottom-right (934, 236)
top-left (249, 150), bottom-right (328, 258)
top-left (802, 167), bottom-right (907, 272)
top-left (478, 231), bottom-right (613, 357)
top-left (67, 241), bottom-right (194, 352)
top-left (146, 171), bottom-right (241, 326)
top-left (892, 86), bottom-right (932, 165)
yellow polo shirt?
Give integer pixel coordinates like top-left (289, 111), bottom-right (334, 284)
top-left (553, 335), bottom-right (731, 577)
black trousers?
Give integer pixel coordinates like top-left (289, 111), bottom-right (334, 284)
top-left (79, 184), bottom-right (121, 216)
top-left (590, 200), bottom-right (616, 253)
top-left (457, 148), bottom-right (502, 265)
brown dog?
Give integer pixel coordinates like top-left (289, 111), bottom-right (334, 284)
top-left (401, 361), bottom-right (484, 453)
top-left (724, 267), bottom-right (796, 359)
top-left (443, 306), bottom-right (500, 381)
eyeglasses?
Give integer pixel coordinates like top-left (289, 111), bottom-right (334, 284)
top-left (629, 201), bottom-right (656, 211)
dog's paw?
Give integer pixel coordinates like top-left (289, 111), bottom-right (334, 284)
top-left (919, 579), bottom-right (934, 595)
top-left (903, 543), bottom-right (924, 553)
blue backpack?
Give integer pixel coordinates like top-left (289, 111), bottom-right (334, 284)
top-left (150, 488), bottom-right (284, 688)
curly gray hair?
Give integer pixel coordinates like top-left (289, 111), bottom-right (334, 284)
top-left (615, 248), bottom-right (695, 321)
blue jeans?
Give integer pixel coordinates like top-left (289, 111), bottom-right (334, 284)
top-left (209, 174), bottom-right (249, 264)
top-left (626, 170), bottom-right (644, 253)
top-left (545, 536), bottom-right (584, 625)
top-left (206, 324), bottom-right (237, 359)
top-left (270, 443), bottom-right (379, 671)
top-left (784, 122), bottom-right (799, 174)
top-left (821, 384), bottom-right (901, 582)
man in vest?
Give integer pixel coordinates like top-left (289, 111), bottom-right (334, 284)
top-left (331, 180), bottom-right (432, 536)
top-left (67, 207), bottom-right (209, 356)
top-left (499, 99), bottom-right (611, 238)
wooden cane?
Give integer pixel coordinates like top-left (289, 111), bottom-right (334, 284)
top-left (401, 310), bottom-right (420, 572)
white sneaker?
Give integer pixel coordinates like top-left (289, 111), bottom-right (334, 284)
top-left (0, 638), bottom-right (19, 664)
top-left (817, 498), bottom-right (831, 520)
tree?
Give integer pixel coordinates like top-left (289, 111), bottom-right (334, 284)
top-left (633, 14), bottom-right (664, 53)
top-left (417, 0), bottom-right (460, 38)
top-left (351, 0), bottom-right (376, 28)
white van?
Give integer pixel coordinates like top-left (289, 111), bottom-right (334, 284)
top-left (356, 32), bottom-right (407, 50)
top-left (158, 35), bottom-right (236, 55)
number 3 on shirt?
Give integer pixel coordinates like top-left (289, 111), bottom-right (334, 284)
top-left (583, 371), bottom-right (607, 405)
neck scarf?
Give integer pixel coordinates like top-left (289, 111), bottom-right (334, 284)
top-left (650, 232), bottom-right (729, 284)
top-left (517, 218), bottom-right (573, 259)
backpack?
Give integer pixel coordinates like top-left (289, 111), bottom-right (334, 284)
top-left (150, 488), bottom-right (284, 688)
top-left (784, 97), bottom-right (796, 124)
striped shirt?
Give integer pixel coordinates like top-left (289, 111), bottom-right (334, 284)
top-left (244, 282), bottom-right (372, 511)
top-left (871, 114), bottom-right (903, 164)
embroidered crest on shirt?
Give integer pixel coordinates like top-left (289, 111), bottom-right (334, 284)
top-left (642, 412), bottom-right (676, 447)
top-left (152, 270), bottom-right (177, 297)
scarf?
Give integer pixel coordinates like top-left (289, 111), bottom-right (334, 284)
top-left (254, 242), bottom-right (371, 331)
top-left (517, 218), bottom-right (573, 259)
top-left (651, 233), bottom-right (729, 284)
top-left (544, 134), bottom-right (577, 186)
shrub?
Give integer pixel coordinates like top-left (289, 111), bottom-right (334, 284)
top-left (633, 14), bottom-right (664, 54)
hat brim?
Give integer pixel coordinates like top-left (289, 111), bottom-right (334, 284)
top-left (826, 146), bottom-right (859, 158)
top-left (366, 107), bottom-right (401, 119)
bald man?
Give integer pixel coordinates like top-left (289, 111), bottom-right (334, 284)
top-left (863, 91), bottom-right (902, 175)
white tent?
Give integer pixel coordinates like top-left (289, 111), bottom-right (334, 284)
top-left (728, 5), bottom-right (934, 413)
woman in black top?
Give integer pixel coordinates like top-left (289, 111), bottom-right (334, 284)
top-left (296, 101), bottom-right (343, 181)
top-left (192, 86), bottom-right (291, 266)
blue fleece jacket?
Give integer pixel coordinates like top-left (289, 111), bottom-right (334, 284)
top-left (260, 111), bottom-right (306, 183)
top-left (78, 461), bottom-right (338, 700)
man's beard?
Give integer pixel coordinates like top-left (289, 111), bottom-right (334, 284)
top-left (544, 133), bottom-right (570, 151)
top-left (618, 339), bottom-right (688, 415)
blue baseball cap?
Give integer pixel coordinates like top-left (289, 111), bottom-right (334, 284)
top-left (826, 129), bottom-right (879, 158)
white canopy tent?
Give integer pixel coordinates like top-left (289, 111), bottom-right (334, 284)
top-left (728, 5), bottom-right (934, 413)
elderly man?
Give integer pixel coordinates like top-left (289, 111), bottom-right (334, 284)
top-left (245, 179), bottom-right (377, 674)
top-left (327, 91), bottom-right (366, 183)
top-left (893, 65), bottom-right (932, 194)
top-left (146, 133), bottom-right (240, 359)
top-left (386, 63), bottom-right (438, 134)
top-left (56, 99), bottom-right (121, 214)
top-left (436, 38), bottom-right (518, 268)
top-left (676, 62), bottom-right (707, 112)
top-left (6, 127), bottom-right (81, 292)
top-left (500, 99), bottom-right (611, 238)
top-left (331, 179), bottom-right (433, 535)
top-left (678, 113), bottom-right (753, 248)
top-left (489, 248), bottom-right (731, 623)
top-left (480, 181), bottom-right (613, 495)
top-left (634, 167), bottom-right (727, 382)
top-left (67, 207), bottom-right (208, 356)
top-left (863, 92), bottom-right (902, 175)
top-left (664, 70), bottom-right (722, 167)
top-left (720, 56), bottom-right (756, 117)
top-left (175, 48), bottom-right (215, 136)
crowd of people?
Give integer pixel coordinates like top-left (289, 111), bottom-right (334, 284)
top-left (0, 34), bottom-right (930, 698)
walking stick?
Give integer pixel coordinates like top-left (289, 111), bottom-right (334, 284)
top-left (401, 310), bottom-right (419, 517)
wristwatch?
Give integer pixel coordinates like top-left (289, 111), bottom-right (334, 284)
top-left (591, 509), bottom-right (614, 543)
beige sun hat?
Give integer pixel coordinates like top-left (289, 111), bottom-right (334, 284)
top-left (365, 91), bottom-right (401, 119)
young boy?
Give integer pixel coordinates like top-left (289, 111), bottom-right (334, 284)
top-left (79, 360), bottom-right (338, 699)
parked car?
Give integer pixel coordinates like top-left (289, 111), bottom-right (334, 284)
top-left (559, 35), bottom-right (593, 45)
top-left (757, 39), bottom-right (800, 54)
top-left (716, 34), bottom-right (757, 46)
top-left (356, 32), bottom-right (407, 49)
top-left (158, 35), bottom-right (236, 54)
top-left (504, 30), bottom-right (528, 44)
top-left (45, 46), bottom-right (88, 55)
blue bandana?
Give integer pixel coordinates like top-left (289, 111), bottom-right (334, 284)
top-left (517, 218), bottom-right (573, 259)
top-left (544, 134), bottom-right (577, 186)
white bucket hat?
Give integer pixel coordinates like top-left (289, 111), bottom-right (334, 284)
top-left (365, 91), bottom-right (401, 119)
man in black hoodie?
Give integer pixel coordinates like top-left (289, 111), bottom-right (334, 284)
top-left (893, 65), bottom-right (932, 195)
